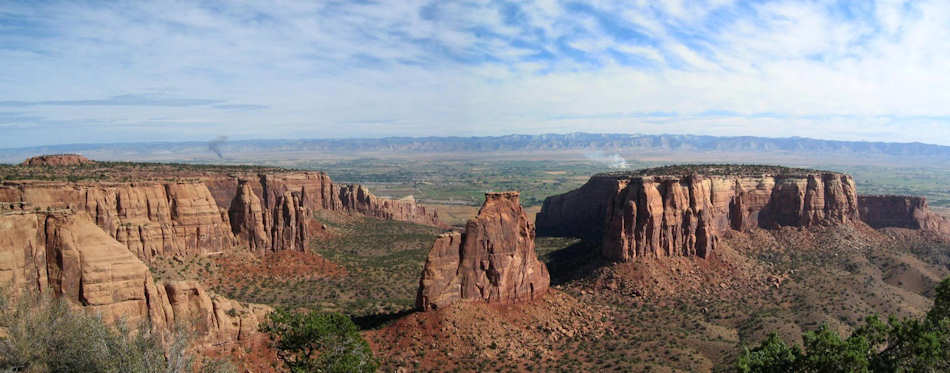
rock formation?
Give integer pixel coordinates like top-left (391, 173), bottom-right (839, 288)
top-left (0, 157), bottom-right (444, 349)
top-left (20, 154), bottom-right (94, 166)
top-left (160, 280), bottom-right (270, 343)
top-left (859, 195), bottom-right (950, 234)
top-left (416, 192), bottom-right (549, 311)
top-left (0, 209), bottom-right (266, 345)
top-left (0, 182), bottom-right (237, 262)
top-left (537, 167), bottom-right (860, 262)
top-left (1, 169), bottom-right (441, 261)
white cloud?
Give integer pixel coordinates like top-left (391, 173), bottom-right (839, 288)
top-left (0, 0), bottom-right (950, 147)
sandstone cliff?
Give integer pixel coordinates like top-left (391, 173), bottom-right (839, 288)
top-left (859, 195), bottom-right (950, 234)
top-left (0, 210), bottom-right (266, 345)
top-left (537, 167), bottom-right (860, 262)
top-left (20, 154), bottom-right (94, 166)
top-left (416, 192), bottom-right (549, 311)
top-left (0, 182), bottom-right (236, 262)
top-left (0, 169), bottom-right (441, 261)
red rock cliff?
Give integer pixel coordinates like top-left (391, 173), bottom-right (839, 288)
top-left (858, 195), bottom-right (950, 234)
top-left (222, 172), bottom-right (442, 253)
top-left (537, 169), bottom-right (860, 262)
top-left (416, 192), bottom-right (549, 311)
top-left (0, 170), bottom-right (441, 260)
top-left (0, 210), bottom-right (267, 345)
top-left (0, 182), bottom-right (236, 262)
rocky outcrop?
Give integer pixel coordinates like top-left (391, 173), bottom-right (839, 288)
top-left (228, 181), bottom-right (270, 252)
top-left (537, 169), bottom-right (860, 262)
top-left (536, 174), bottom-right (620, 238)
top-left (335, 185), bottom-right (440, 226)
top-left (161, 280), bottom-right (270, 344)
top-left (0, 182), bottom-right (236, 262)
top-left (20, 154), bottom-right (94, 166)
top-left (0, 170), bottom-right (441, 261)
top-left (0, 212), bottom-right (49, 297)
top-left (859, 195), bottom-right (950, 234)
top-left (0, 210), bottom-right (267, 345)
top-left (416, 192), bottom-right (549, 311)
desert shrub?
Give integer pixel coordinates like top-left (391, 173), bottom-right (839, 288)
top-left (738, 277), bottom-right (950, 372)
top-left (0, 291), bottom-right (233, 373)
top-left (260, 308), bottom-right (378, 373)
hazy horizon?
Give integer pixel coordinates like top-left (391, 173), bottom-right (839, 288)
top-left (4, 1), bottom-right (950, 147)
top-left (2, 131), bottom-right (950, 152)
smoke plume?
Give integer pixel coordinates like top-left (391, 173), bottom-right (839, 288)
top-left (208, 136), bottom-right (228, 159)
top-left (585, 151), bottom-right (628, 169)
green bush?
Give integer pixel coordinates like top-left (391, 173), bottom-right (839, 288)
top-left (0, 291), bottom-right (234, 373)
top-left (738, 277), bottom-right (950, 372)
top-left (260, 309), bottom-right (378, 373)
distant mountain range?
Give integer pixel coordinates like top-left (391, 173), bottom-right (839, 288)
top-left (2, 133), bottom-right (950, 163)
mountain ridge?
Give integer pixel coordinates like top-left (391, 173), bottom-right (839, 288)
top-left (3, 133), bottom-right (950, 163)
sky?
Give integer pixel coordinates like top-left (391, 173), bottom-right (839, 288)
top-left (2, 0), bottom-right (950, 148)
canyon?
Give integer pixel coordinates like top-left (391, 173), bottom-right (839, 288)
top-left (0, 159), bottom-right (443, 347)
top-left (4, 159), bottom-right (950, 372)
top-left (0, 171), bottom-right (440, 262)
top-left (416, 192), bottom-right (549, 311)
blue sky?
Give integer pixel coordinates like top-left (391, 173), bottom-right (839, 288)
top-left (2, 0), bottom-right (950, 147)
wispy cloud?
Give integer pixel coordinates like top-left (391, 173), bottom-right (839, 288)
top-left (1, 1), bottom-right (950, 147)
top-left (0, 94), bottom-right (223, 107)
top-left (213, 104), bottom-right (268, 111)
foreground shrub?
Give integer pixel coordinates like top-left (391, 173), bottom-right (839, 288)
top-left (260, 309), bottom-right (378, 373)
top-left (0, 291), bottom-right (233, 373)
top-left (738, 277), bottom-right (950, 372)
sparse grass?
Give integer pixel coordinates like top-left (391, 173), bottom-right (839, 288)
top-left (194, 213), bottom-right (443, 318)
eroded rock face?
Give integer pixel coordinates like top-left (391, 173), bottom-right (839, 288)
top-left (228, 180), bottom-right (270, 253)
top-left (20, 154), bottom-right (94, 167)
top-left (0, 213), bottom-right (49, 296)
top-left (536, 175), bottom-right (620, 238)
top-left (0, 211), bottom-right (267, 345)
top-left (0, 170), bottom-right (441, 260)
top-left (1, 182), bottom-right (236, 262)
top-left (416, 192), bottom-right (549, 311)
top-left (335, 185), bottom-right (441, 226)
top-left (859, 195), bottom-right (950, 234)
top-left (162, 281), bottom-right (271, 343)
top-left (537, 171), bottom-right (861, 262)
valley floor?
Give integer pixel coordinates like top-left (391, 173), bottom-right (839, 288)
top-left (364, 224), bottom-right (949, 372)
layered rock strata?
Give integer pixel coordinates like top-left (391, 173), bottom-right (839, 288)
top-left (0, 171), bottom-right (440, 261)
top-left (416, 192), bottom-right (550, 311)
top-left (0, 210), bottom-right (266, 345)
top-left (859, 195), bottom-right (950, 234)
top-left (537, 170), bottom-right (860, 262)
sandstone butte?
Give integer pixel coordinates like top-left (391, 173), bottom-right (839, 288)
top-left (0, 157), bottom-right (444, 345)
top-left (536, 165), bottom-right (949, 263)
top-left (20, 154), bottom-right (94, 166)
top-left (416, 192), bottom-right (550, 311)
